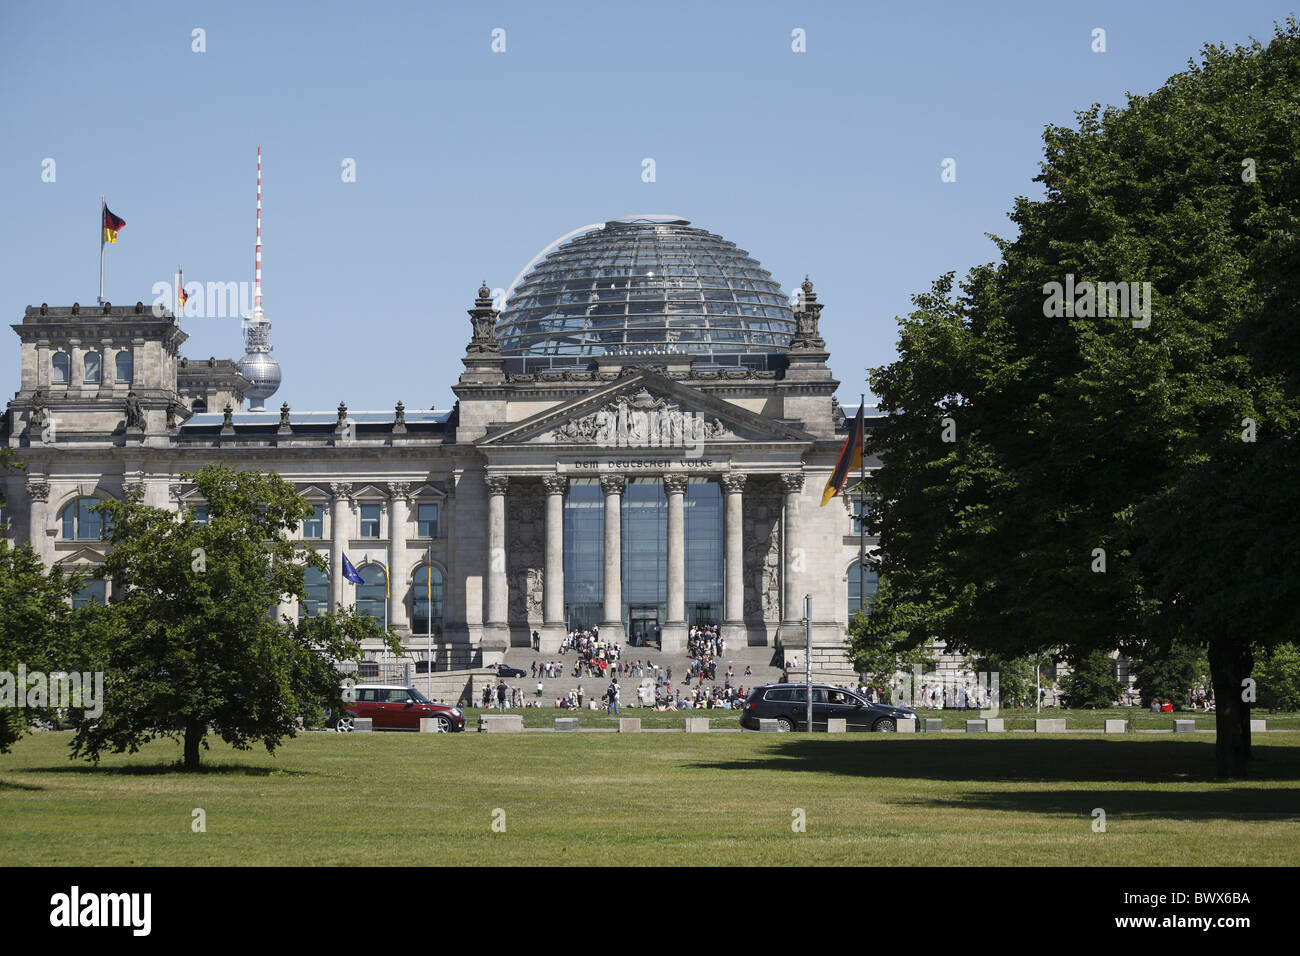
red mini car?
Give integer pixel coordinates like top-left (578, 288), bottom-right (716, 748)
top-left (333, 684), bottom-right (466, 732)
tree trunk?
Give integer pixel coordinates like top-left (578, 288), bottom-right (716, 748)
top-left (1207, 634), bottom-right (1251, 777)
top-left (182, 722), bottom-right (204, 771)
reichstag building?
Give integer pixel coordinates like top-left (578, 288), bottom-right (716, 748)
top-left (4, 217), bottom-right (876, 676)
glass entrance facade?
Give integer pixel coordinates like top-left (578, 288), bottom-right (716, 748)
top-left (563, 479), bottom-right (604, 630)
top-left (562, 476), bottom-right (723, 632)
top-left (622, 478), bottom-right (666, 625)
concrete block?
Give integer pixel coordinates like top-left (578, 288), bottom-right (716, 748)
top-left (1250, 719), bottom-right (1266, 733)
top-left (924, 718), bottom-right (943, 733)
top-left (757, 719), bottom-right (781, 732)
top-left (618, 718), bottom-right (641, 733)
top-left (684, 717), bottom-right (709, 733)
top-left (478, 714), bottom-right (524, 733)
top-left (419, 717), bottom-right (449, 733)
top-left (1035, 718), bottom-right (1067, 733)
top-left (897, 718), bottom-right (917, 733)
top-left (554, 717), bottom-right (580, 732)
top-left (1104, 719), bottom-right (1128, 734)
top-left (827, 718), bottom-right (847, 733)
top-left (985, 718), bottom-right (1004, 732)
top-left (965, 720), bottom-right (987, 733)
top-left (1173, 719), bottom-right (1196, 733)
top-left (353, 718), bottom-right (373, 733)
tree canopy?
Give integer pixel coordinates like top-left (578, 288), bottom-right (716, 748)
top-left (70, 464), bottom-right (392, 770)
top-left (864, 21), bottom-right (1300, 775)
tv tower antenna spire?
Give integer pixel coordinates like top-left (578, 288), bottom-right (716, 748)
top-left (239, 145), bottom-right (282, 410)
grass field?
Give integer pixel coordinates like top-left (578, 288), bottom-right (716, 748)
top-left (3, 730), bottom-right (1299, 866)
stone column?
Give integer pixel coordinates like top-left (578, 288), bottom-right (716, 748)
top-left (598, 473), bottom-right (626, 642)
top-left (660, 474), bottom-right (689, 653)
top-left (484, 474), bottom-right (509, 643)
top-left (720, 472), bottom-right (746, 645)
top-left (387, 482), bottom-right (410, 633)
top-left (328, 482), bottom-right (352, 612)
top-left (26, 477), bottom-right (50, 567)
top-left (779, 472), bottom-right (806, 644)
top-left (539, 474), bottom-right (568, 653)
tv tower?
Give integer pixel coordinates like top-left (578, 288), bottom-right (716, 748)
top-left (238, 146), bottom-right (282, 411)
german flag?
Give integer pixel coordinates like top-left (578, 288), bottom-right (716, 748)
top-left (178, 285), bottom-right (188, 309)
top-left (820, 403), bottom-right (864, 506)
top-left (102, 206), bottom-right (125, 244)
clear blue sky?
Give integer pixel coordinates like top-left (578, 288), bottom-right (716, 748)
top-left (2, 0), bottom-right (1292, 412)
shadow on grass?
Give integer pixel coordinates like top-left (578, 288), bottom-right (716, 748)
top-left (695, 738), bottom-right (1300, 785)
top-left (899, 787), bottom-right (1300, 820)
top-left (0, 779), bottom-right (44, 791)
top-left (26, 762), bottom-right (310, 777)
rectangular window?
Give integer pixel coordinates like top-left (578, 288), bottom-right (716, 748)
top-left (851, 497), bottom-right (874, 534)
top-left (416, 503), bottom-right (438, 538)
top-left (360, 504), bottom-right (380, 538)
top-left (303, 505), bottom-right (324, 539)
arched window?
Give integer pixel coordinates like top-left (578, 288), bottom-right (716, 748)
top-left (356, 564), bottom-right (387, 623)
top-left (412, 564), bottom-right (444, 637)
top-left (83, 351), bottom-right (102, 383)
top-left (115, 351), bottom-right (133, 384)
top-left (300, 566), bottom-right (329, 621)
top-left (52, 352), bottom-right (70, 383)
top-left (847, 560), bottom-right (878, 617)
top-left (191, 397), bottom-right (208, 413)
top-left (72, 578), bottom-right (106, 609)
top-left (60, 497), bottom-right (108, 540)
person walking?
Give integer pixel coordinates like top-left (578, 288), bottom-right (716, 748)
top-left (496, 679), bottom-right (508, 711)
top-left (606, 678), bottom-right (620, 716)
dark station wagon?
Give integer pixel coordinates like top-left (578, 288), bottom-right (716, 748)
top-left (740, 683), bottom-right (919, 732)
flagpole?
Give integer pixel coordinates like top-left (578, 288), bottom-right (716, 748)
top-left (427, 546), bottom-right (433, 684)
top-left (98, 196), bottom-right (106, 305)
top-left (177, 265), bottom-right (183, 322)
top-left (859, 393), bottom-right (866, 622)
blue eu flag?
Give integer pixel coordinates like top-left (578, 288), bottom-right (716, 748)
top-left (341, 553), bottom-right (364, 584)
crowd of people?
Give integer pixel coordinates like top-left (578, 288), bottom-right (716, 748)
top-left (480, 621), bottom-right (758, 712)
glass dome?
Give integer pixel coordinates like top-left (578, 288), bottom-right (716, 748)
top-left (496, 218), bottom-right (796, 371)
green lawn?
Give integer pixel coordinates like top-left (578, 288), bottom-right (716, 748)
top-left (3, 730), bottom-right (1299, 866)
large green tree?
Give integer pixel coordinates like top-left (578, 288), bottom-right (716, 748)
top-left (865, 22), bottom-right (1300, 775)
top-left (0, 541), bottom-right (86, 752)
top-left (71, 464), bottom-right (393, 770)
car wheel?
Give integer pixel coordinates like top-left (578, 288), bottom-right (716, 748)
top-left (434, 714), bottom-right (452, 733)
top-left (335, 716), bottom-right (355, 733)
top-left (873, 718), bottom-right (897, 732)
top-left (776, 716), bottom-right (794, 732)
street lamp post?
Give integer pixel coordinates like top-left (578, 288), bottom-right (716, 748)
top-left (804, 594), bottom-right (813, 732)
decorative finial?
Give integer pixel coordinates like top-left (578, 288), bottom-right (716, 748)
top-left (467, 282), bottom-right (501, 354)
top-left (336, 401), bottom-right (348, 428)
top-left (394, 400), bottom-right (406, 425)
top-left (790, 274), bottom-right (826, 351)
top-left (222, 403), bottom-right (234, 427)
top-left (279, 402), bottom-right (291, 427)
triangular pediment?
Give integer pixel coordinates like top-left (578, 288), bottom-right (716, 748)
top-left (55, 547), bottom-right (106, 566)
top-left (477, 369), bottom-right (814, 447)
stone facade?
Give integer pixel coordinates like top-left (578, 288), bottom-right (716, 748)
top-left (3, 280), bottom-right (879, 674)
